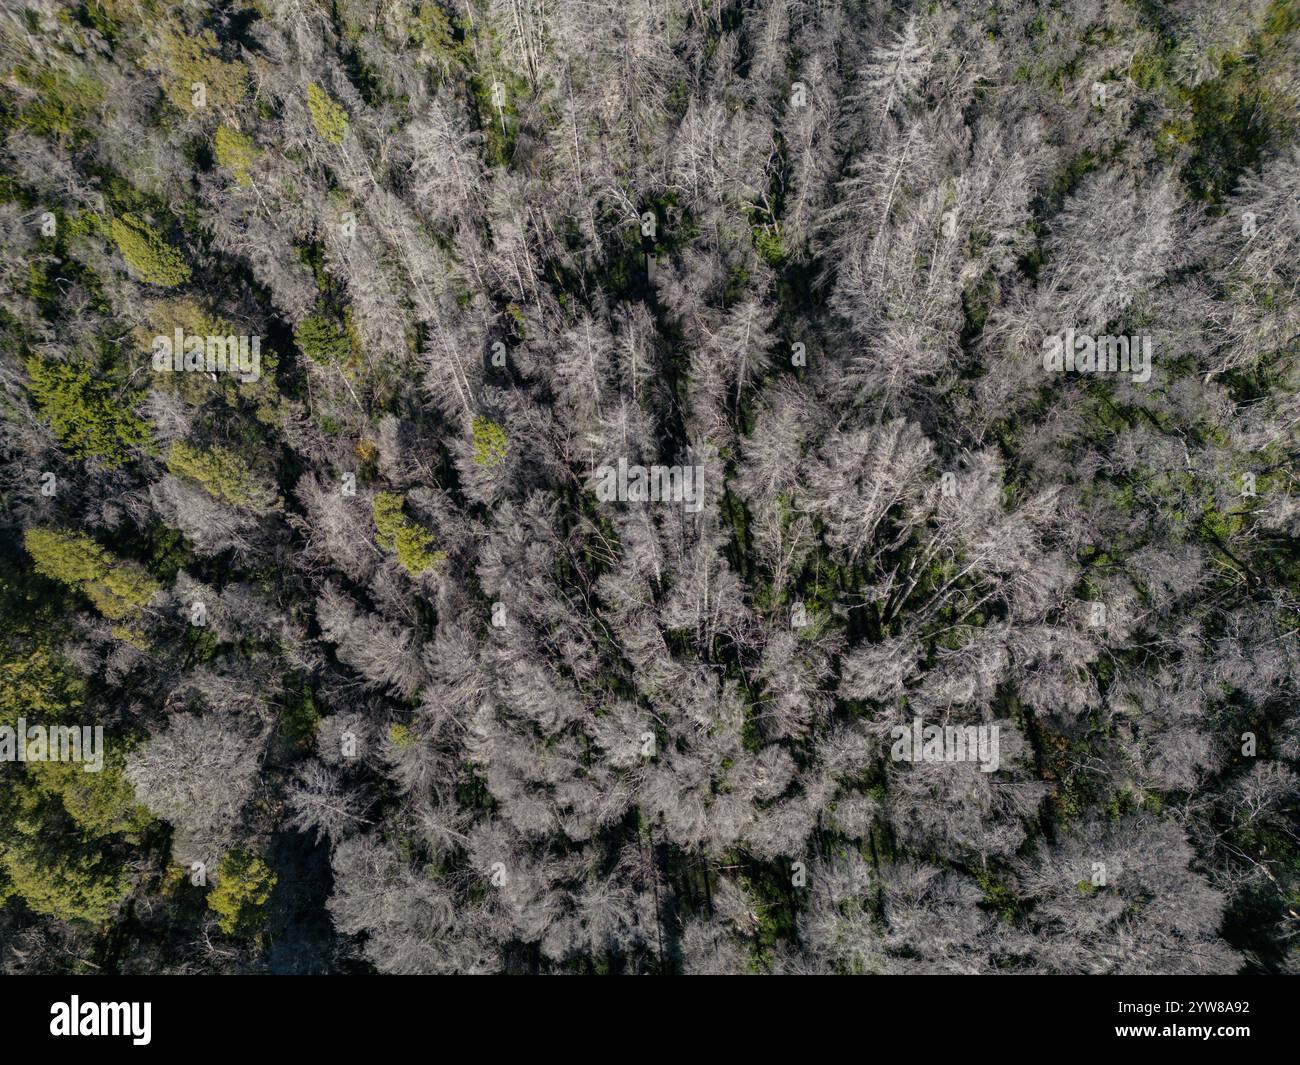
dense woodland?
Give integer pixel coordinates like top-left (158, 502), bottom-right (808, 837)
top-left (1, 0), bottom-right (1298, 974)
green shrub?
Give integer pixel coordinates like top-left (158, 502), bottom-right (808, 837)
top-left (0, 827), bottom-right (130, 924)
top-left (157, 26), bottom-right (248, 113)
top-left (108, 214), bottom-right (190, 286)
top-left (388, 723), bottom-right (416, 748)
top-left (208, 850), bottom-right (276, 936)
top-left (307, 84), bottom-right (348, 145)
top-left (281, 677), bottom-right (321, 747)
top-left (25, 358), bottom-right (149, 466)
top-left (372, 492), bottom-right (444, 575)
top-left (167, 440), bottom-right (256, 507)
top-left (214, 125), bottom-right (257, 184)
top-left (295, 313), bottom-right (352, 365)
top-left (471, 416), bottom-right (508, 468)
top-left (24, 528), bottom-right (160, 621)
top-left (753, 227), bottom-right (784, 266)
top-left (13, 66), bottom-right (105, 140)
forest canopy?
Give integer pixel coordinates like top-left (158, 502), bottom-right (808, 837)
top-left (0, 0), bottom-right (1298, 975)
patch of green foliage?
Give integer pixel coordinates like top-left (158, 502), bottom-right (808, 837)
top-left (975, 867), bottom-right (1024, 922)
top-left (307, 84), bottom-right (349, 145)
top-left (372, 492), bottom-right (444, 575)
top-left (25, 357), bottom-right (149, 466)
top-left (0, 811), bottom-right (132, 923)
top-left (294, 313), bottom-right (352, 365)
top-left (752, 226), bottom-right (784, 266)
top-left (108, 214), bottom-right (190, 286)
top-left (1131, 0), bottom-right (1299, 202)
top-left (214, 125), bottom-right (257, 184)
top-left (166, 440), bottom-right (257, 507)
top-left (23, 528), bottom-right (160, 622)
top-left (12, 65), bottom-right (105, 141)
top-left (471, 416), bottom-right (508, 468)
top-left (0, 642), bottom-right (84, 727)
top-left (0, 623), bottom-right (152, 924)
top-left (208, 850), bottom-right (276, 936)
top-left (279, 675), bottom-right (321, 748)
top-left (155, 24), bottom-right (248, 113)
